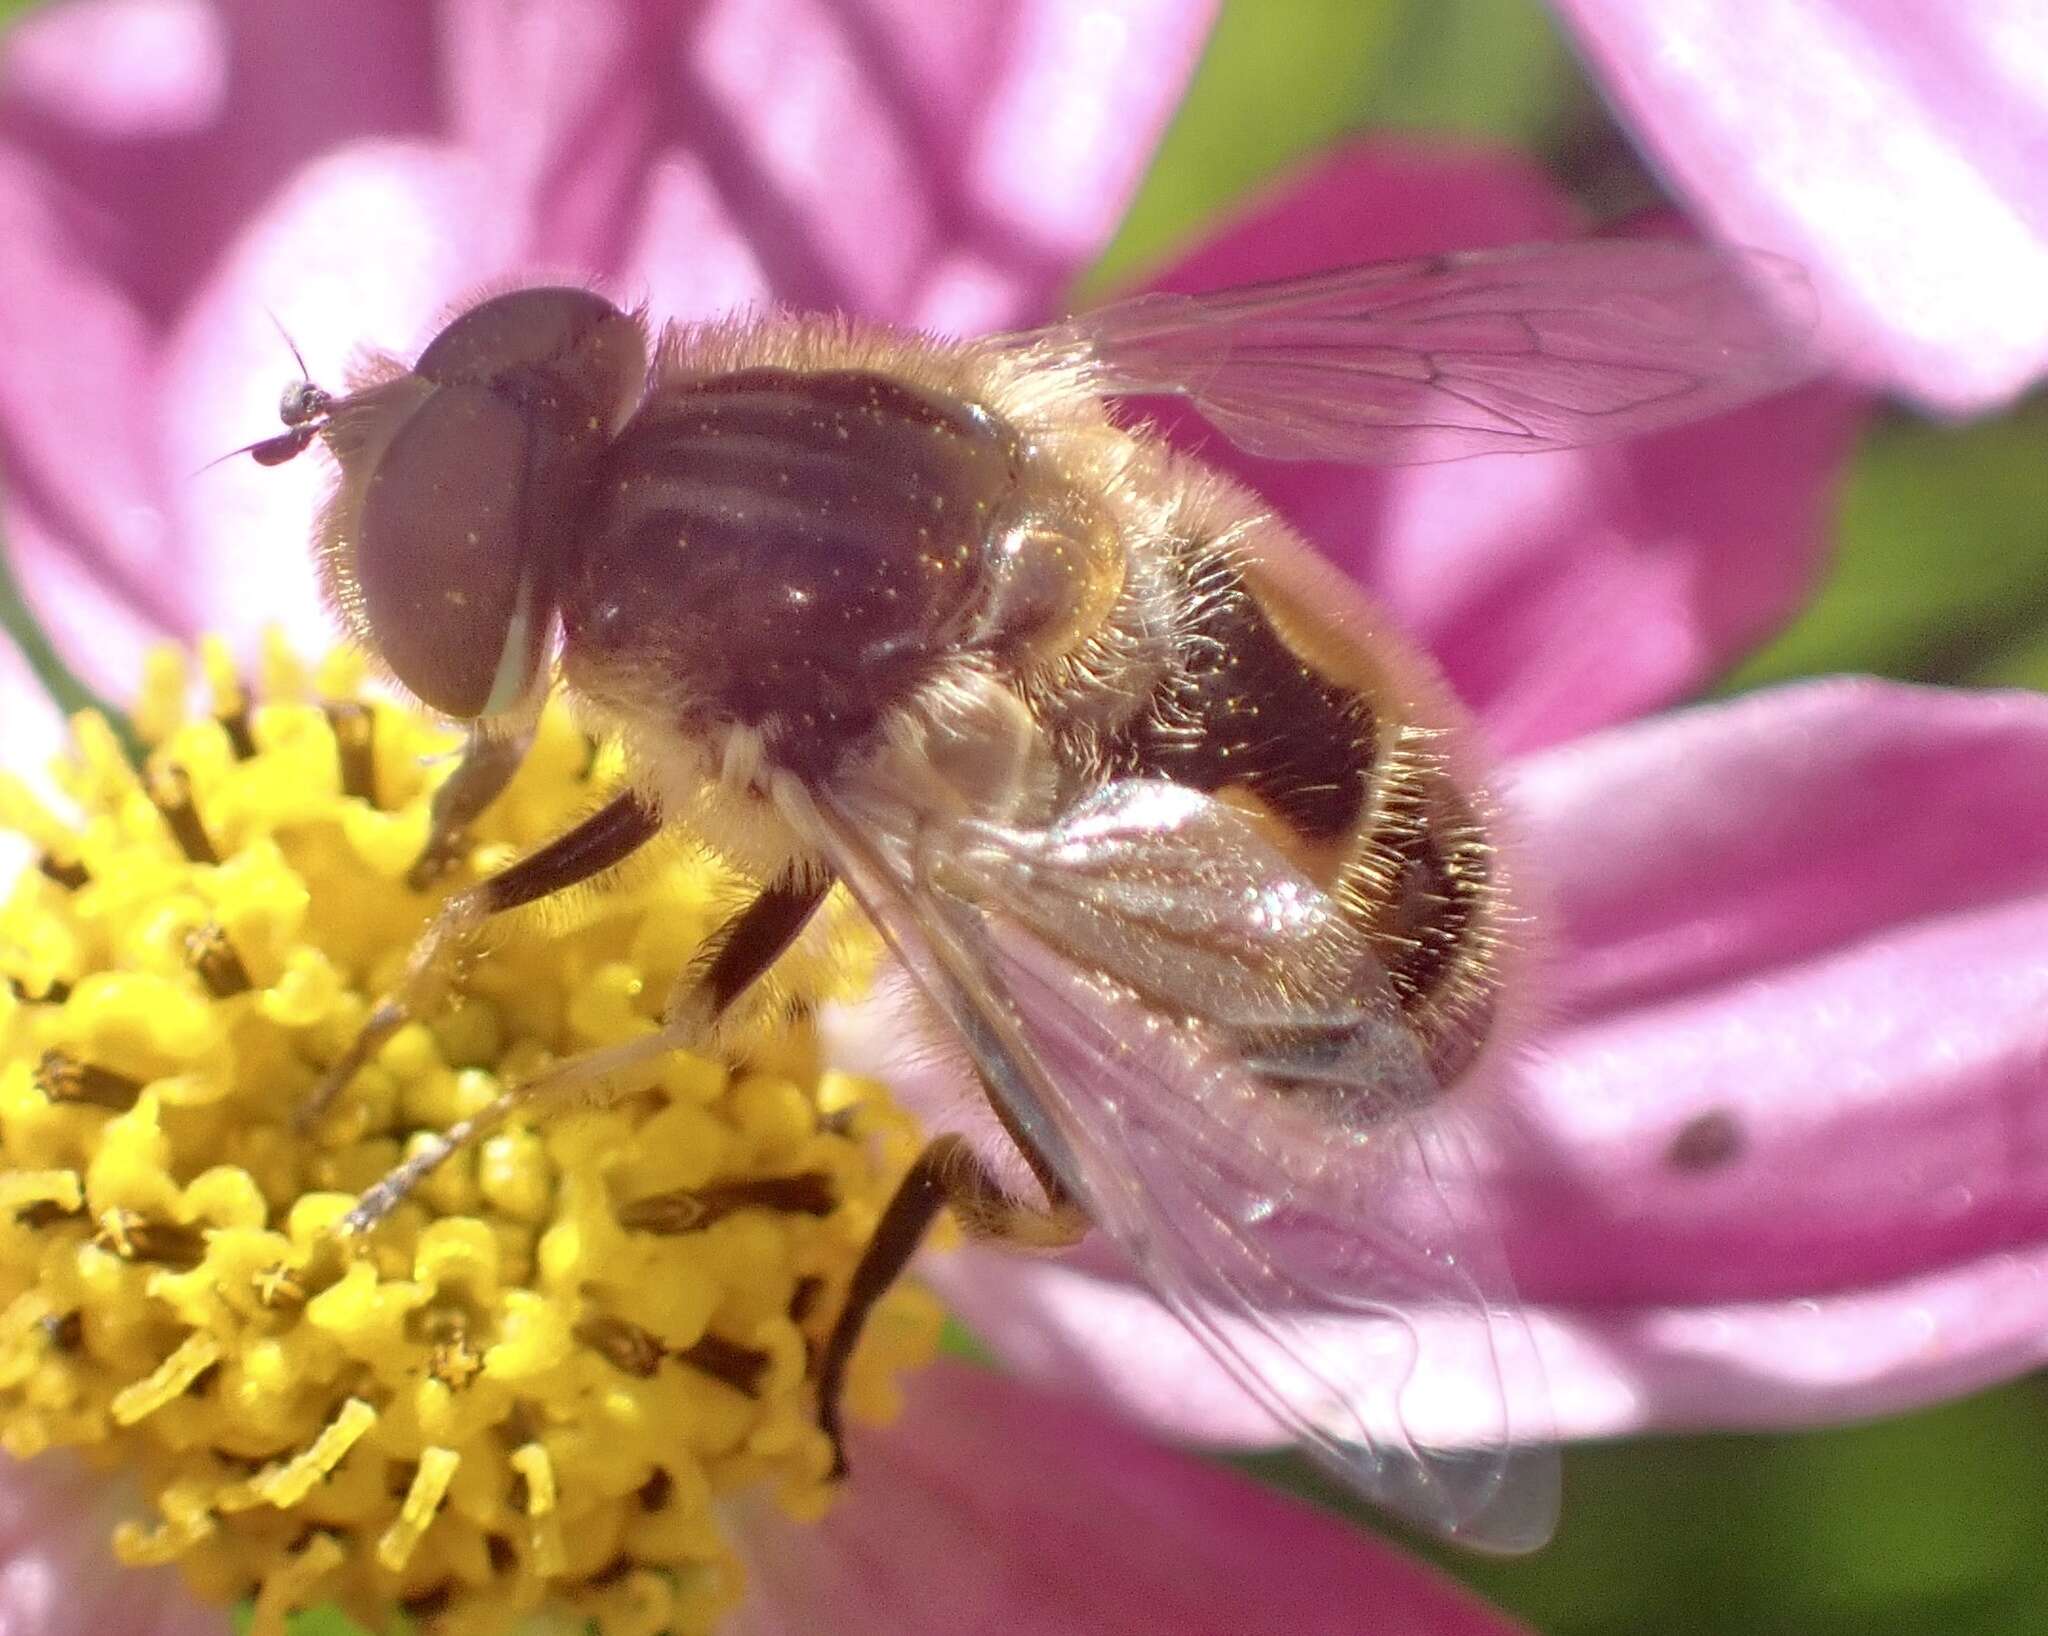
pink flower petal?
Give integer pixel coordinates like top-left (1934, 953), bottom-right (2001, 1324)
top-left (3, 0), bottom-right (227, 139)
top-left (0, 1454), bottom-right (230, 1636)
top-left (926, 680), bottom-right (2048, 1447)
top-left (1539, 1239), bottom-right (2048, 1436)
top-left (1488, 682), bottom-right (2048, 1310)
top-left (438, 0), bottom-right (1214, 330)
top-left (0, 2), bottom-right (441, 318)
top-left (933, 1243), bottom-right (2048, 1445)
top-left (1555, 0), bottom-right (2048, 413)
top-left (0, 147), bottom-right (182, 680)
top-left (728, 1360), bottom-right (1532, 1636)
top-left (0, 0), bottom-right (1213, 693)
top-left (1503, 880), bottom-right (2048, 1307)
top-left (1129, 142), bottom-right (1864, 753)
top-left (1520, 678), bottom-right (2048, 1021)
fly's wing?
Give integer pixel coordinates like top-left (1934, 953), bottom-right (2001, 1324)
top-left (1006, 238), bottom-right (1816, 464)
top-left (815, 779), bottom-right (1559, 1550)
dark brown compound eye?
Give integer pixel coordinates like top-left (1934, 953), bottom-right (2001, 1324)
top-left (327, 287), bottom-right (649, 718)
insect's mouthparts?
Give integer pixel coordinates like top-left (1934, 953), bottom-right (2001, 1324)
top-left (246, 423), bottom-right (321, 467)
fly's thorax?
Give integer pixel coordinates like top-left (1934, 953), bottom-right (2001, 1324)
top-left (556, 319), bottom-right (1146, 801)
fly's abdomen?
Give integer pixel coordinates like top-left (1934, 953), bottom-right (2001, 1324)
top-left (1106, 526), bottom-right (1505, 1083)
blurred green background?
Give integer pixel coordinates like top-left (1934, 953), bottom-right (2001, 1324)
top-left (7, 1), bottom-right (2047, 1633)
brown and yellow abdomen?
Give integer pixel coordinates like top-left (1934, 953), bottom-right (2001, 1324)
top-left (1103, 497), bottom-right (1505, 1081)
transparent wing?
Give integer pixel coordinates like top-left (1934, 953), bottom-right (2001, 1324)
top-left (816, 779), bottom-right (1558, 1550)
top-left (1008, 237), bottom-right (1816, 464)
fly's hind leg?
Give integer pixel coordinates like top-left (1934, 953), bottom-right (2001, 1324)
top-left (296, 790), bottom-right (662, 1131)
top-left (337, 867), bottom-right (834, 1236)
top-left (814, 1120), bottom-right (1086, 1477)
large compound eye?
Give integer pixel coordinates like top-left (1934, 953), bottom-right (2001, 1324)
top-left (324, 287), bottom-right (648, 718)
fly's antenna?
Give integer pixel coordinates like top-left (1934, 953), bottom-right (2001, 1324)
top-left (264, 307), bottom-right (334, 429)
top-left (265, 306), bottom-right (315, 393)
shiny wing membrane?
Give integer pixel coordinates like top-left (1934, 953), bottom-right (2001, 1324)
top-left (814, 779), bottom-right (1559, 1550)
top-left (1011, 237), bottom-right (1816, 464)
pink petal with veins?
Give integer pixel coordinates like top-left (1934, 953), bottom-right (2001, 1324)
top-left (1494, 680), bottom-right (2048, 1308)
top-left (0, 0), bottom-right (1213, 693)
top-left (727, 1360), bottom-right (1533, 1636)
top-left (933, 1240), bottom-right (2048, 1447)
top-left (1556, 0), bottom-right (2048, 412)
top-left (0, 3), bottom-right (440, 318)
top-left (1521, 679), bottom-right (2048, 1021)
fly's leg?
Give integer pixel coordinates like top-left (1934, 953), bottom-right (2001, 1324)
top-left (336, 868), bottom-right (833, 1235)
top-left (814, 1110), bottom-right (1086, 1476)
top-left (406, 722), bottom-right (536, 889)
top-left (296, 790), bottom-right (662, 1130)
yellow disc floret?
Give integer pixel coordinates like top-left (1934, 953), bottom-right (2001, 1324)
top-left (0, 637), bottom-right (940, 1636)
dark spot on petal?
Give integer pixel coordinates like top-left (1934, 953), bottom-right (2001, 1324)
top-left (1668, 1108), bottom-right (1744, 1173)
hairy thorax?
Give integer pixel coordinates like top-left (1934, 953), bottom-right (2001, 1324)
top-left (555, 315), bottom-right (1170, 878)
top-left (555, 313), bottom-right (1510, 1077)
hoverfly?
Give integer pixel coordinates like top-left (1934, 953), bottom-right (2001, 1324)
top-left (248, 238), bottom-right (1812, 1551)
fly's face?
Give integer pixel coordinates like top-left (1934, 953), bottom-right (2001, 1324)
top-left (258, 286), bottom-right (649, 721)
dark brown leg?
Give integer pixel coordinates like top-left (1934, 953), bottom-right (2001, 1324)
top-left (296, 790), bottom-right (662, 1129)
top-left (816, 1129), bottom-right (1086, 1475)
top-left (685, 870), bottom-right (835, 1026)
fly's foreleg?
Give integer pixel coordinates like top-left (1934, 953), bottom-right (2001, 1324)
top-left (336, 867), bottom-right (833, 1234)
top-left (405, 722), bottom-right (536, 889)
top-left (297, 790), bottom-right (662, 1131)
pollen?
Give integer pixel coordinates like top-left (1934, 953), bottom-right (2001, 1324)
top-left (0, 636), bottom-right (940, 1636)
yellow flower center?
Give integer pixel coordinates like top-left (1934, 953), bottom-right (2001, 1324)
top-left (0, 637), bottom-right (940, 1636)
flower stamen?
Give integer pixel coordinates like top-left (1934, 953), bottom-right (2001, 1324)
top-left (37, 856), bottom-right (88, 891)
top-left (145, 762), bottom-right (220, 864)
top-left (34, 1050), bottom-right (142, 1111)
top-left (618, 1171), bottom-right (838, 1233)
top-left (0, 639), bottom-right (942, 1635)
top-left (377, 1445), bottom-right (459, 1571)
top-left (110, 1331), bottom-right (223, 1425)
top-left (183, 922), bottom-right (253, 997)
top-left (321, 701), bottom-right (379, 804)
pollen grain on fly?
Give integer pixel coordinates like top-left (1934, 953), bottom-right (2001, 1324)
top-left (0, 639), bottom-right (939, 1636)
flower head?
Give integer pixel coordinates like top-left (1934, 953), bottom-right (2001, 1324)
top-left (0, 641), bottom-right (938, 1635)
top-left (3, 3), bottom-right (2046, 1635)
